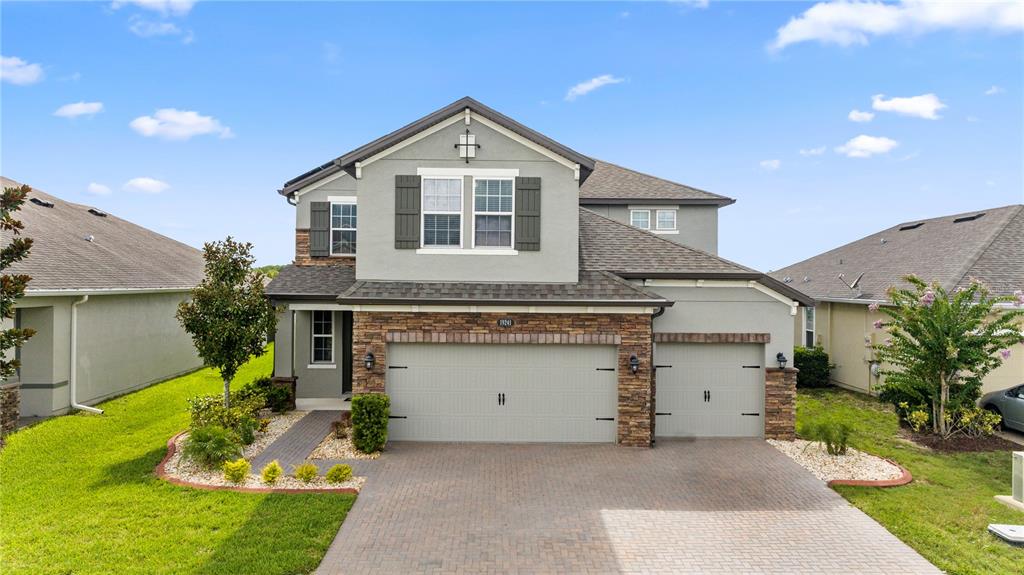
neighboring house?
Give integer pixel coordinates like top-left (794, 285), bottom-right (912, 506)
top-left (772, 205), bottom-right (1024, 396)
top-left (1, 178), bottom-right (204, 417)
top-left (265, 97), bottom-right (812, 446)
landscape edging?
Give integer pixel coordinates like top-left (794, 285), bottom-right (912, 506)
top-left (155, 431), bottom-right (359, 494)
top-left (827, 458), bottom-right (913, 488)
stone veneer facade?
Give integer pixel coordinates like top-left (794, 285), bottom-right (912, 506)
top-left (352, 311), bottom-right (655, 447)
top-left (0, 382), bottom-right (20, 442)
top-left (764, 367), bottom-right (798, 440)
top-left (294, 229), bottom-right (355, 267)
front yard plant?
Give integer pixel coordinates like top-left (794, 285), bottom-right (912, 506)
top-left (181, 425), bottom-right (242, 469)
top-left (793, 346), bottom-right (832, 388)
top-left (222, 458), bottom-right (251, 484)
top-left (261, 460), bottom-right (284, 485)
top-left (798, 418), bottom-right (851, 455)
top-left (325, 464), bottom-right (353, 484)
top-left (352, 393), bottom-right (390, 453)
top-left (293, 462), bottom-right (319, 483)
top-left (0, 345), bottom-right (355, 575)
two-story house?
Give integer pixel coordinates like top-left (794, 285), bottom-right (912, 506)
top-left (265, 97), bottom-right (811, 447)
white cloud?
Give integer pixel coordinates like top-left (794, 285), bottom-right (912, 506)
top-left (54, 101), bottom-right (104, 118)
top-left (967, 115), bottom-right (980, 123)
top-left (1, 56), bottom-right (44, 85)
top-left (130, 108), bottom-right (233, 140)
top-left (835, 135), bottom-right (899, 158)
top-left (129, 18), bottom-right (182, 37)
top-left (759, 159), bottom-right (781, 171)
top-left (985, 85), bottom-right (1004, 95)
top-left (848, 109), bottom-right (874, 122)
top-left (771, 0), bottom-right (1023, 51)
top-left (799, 146), bottom-right (827, 156)
top-left (672, 0), bottom-right (710, 8)
top-left (871, 93), bottom-right (946, 119)
top-left (112, 0), bottom-right (196, 16)
top-left (123, 177), bottom-right (170, 194)
top-left (87, 183), bottom-right (112, 196)
top-left (565, 74), bottom-right (625, 101)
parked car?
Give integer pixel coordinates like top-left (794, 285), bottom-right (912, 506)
top-left (981, 384), bottom-right (1024, 433)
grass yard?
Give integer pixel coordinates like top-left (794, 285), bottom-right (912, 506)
top-left (799, 388), bottom-right (1022, 575)
top-left (0, 345), bottom-right (355, 575)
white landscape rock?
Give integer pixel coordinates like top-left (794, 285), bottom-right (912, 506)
top-left (768, 439), bottom-right (903, 483)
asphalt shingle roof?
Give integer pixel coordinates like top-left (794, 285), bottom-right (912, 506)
top-left (2, 177), bottom-right (204, 292)
top-left (265, 264), bottom-right (357, 300)
top-left (579, 161), bottom-right (734, 205)
top-left (771, 204), bottom-right (1024, 301)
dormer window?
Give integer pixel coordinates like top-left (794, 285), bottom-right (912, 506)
top-left (473, 178), bottom-right (513, 247)
top-left (630, 209), bottom-right (650, 230)
top-left (656, 209), bottom-right (677, 231)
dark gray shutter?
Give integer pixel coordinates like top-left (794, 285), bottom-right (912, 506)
top-left (395, 175), bottom-right (421, 249)
top-left (515, 177), bottom-right (541, 251)
top-left (309, 201), bottom-right (330, 257)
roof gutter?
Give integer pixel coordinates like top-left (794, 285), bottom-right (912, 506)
top-left (70, 295), bottom-right (103, 415)
top-left (616, 271), bottom-right (816, 306)
top-left (334, 297), bottom-right (674, 307)
top-left (26, 287), bottom-right (194, 297)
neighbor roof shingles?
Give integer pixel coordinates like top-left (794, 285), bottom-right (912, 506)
top-left (579, 161), bottom-right (734, 205)
top-left (771, 204), bottom-right (1024, 301)
top-left (2, 178), bottom-right (204, 292)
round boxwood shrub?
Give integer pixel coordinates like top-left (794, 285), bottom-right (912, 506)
top-left (222, 458), bottom-right (251, 484)
top-left (325, 464), bottom-right (353, 484)
top-left (794, 346), bottom-right (833, 388)
top-left (261, 460), bottom-right (283, 485)
top-left (293, 462), bottom-right (318, 483)
top-left (351, 393), bottom-right (390, 453)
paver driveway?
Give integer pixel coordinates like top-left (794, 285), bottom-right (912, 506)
top-left (316, 439), bottom-right (938, 574)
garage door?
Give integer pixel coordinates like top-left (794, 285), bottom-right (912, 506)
top-left (387, 344), bottom-right (618, 443)
top-left (655, 343), bottom-right (764, 438)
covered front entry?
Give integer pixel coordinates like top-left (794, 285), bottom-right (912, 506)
top-left (655, 342), bottom-right (765, 438)
top-left (386, 343), bottom-right (619, 443)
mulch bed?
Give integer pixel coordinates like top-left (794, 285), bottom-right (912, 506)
top-left (902, 430), bottom-right (1021, 453)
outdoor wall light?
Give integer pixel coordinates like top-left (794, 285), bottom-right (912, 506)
top-left (629, 354), bottom-right (640, 375)
top-left (776, 352), bottom-right (788, 369)
top-left (363, 351), bottom-right (376, 371)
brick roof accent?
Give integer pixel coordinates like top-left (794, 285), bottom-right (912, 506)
top-left (579, 160), bottom-right (734, 205)
top-left (264, 264), bottom-right (357, 300)
top-left (3, 177), bottom-right (204, 292)
top-left (771, 204), bottom-right (1024, 301)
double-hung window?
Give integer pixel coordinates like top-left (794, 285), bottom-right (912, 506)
top-left (422, 178), bottom-right (463, 248)
top-left (331, 202), bottom-right (357, 255)
top-left (474, 178), bottom-right (513, 247)
top-left (630, 209), bottom-right (651, 230)
top-left (804, 307), bottom-right (815, 348)
top-left (311, 310), bottom-right (334, 364)
top-left (656, 209), bottom-right (677, 231)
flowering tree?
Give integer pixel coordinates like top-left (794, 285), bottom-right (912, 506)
top-left (1, 185), bottom-right (35, 380)
top-left (873, 276), bottom-right (1024, 436)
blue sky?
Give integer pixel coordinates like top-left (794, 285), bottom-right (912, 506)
top-left (2, 1), bottom-right (1022, 270)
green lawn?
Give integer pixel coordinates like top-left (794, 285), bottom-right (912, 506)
top-left (0, 345), bottom-right (355, 575)
top-left (799, 388), bottom-right (1022, 575)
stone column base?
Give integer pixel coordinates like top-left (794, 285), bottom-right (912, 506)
top-left (765, 367), bottom-right (798, 440)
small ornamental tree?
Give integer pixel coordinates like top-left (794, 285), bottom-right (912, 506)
top-left (873, 276), bottom-right (1024, 437)
top-left (1, 185), bottom-right (36, 380)
top-left (177, 237), bottom-right (276, 408)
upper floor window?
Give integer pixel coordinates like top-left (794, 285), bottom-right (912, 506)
top-left (331, 202), bottom-right (357, 255)
top-left (656, 209), bottom-right (677, 230)
top-left (311, 310), bottom-right (334, 364)
top-left (804, 307), bottom-right (815, 348)
top-left (422, 177), bottom-right (463, 247)
top-left (630, 209), bottom-right (650, 230)
top-left (474, 178), bottom-right (513, 247)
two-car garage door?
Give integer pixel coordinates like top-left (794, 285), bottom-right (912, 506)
top-left (387, 344), bottom-right (619, 443)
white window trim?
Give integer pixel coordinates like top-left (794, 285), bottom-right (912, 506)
top-left (630, 209), bottom-right (651, 230)
top-left (471, 177), bottom-right (515, 250)
top-left (651, 230), bottom-right (680, 235)
top-left (804, 307), bottom-right (816, 347)
top-left (415, 248), bottom-right (519, 256)
top-left (655, 209), bottom-right (677, 231)
top-left (329, 198), bottom-right (357, 256)
top-left (310, 310), bottom-right (334, 365)
top-left (421, 176), bottom-right (464, 249)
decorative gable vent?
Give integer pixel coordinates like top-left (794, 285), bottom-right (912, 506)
top-left (30, 197), bottom-right (54, 208)
top-left (953, 213), bottom-right (985, 223)
top-left (88, 208), bottom-right (108, 217)
top-left (899, 222), bottom-right (924, 231)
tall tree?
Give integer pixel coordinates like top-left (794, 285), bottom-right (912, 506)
top-left (874, 276), bottom-right (1024, 436)
top-left (1, 184), bottom-right (36, 380)
top-left (177, 237), bottom-right (276, 407)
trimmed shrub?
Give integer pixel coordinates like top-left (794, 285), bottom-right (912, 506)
top-left (880, 377), bottom-right (982, 428)
top-left (182, 426), bottom-right (242, 469)
top-left (222, 458), bottom-right (251, 484)
top-left (236, 415), bottom-right (258, 445)
top-left (261, 460), bottom-right (283, 485)
top-left (793, 346), bottom-right (832, 388)
top-left (325, 464), bottom-right (353, 484)
top-left (293, 462), bottom-right (318, 483)
top-left (237, 375), bottom-right (292, 413)
top-left (187, 394), bottom-right (265, 433)
top-left (351, 394), bottom-right (390, 453)
top-left (798, 419), bottom-right (851, 456)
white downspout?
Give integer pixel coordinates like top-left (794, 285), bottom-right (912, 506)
top-left (70, 295), bottom-right (103, 414)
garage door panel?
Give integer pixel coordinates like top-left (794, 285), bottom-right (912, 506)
top-left (387, 344), bottom-right (617, 443)
top-left (655, 343), bottom-right (765, 438)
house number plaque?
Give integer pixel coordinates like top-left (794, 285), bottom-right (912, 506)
top-left (496, 318), bottom-right (515, 328)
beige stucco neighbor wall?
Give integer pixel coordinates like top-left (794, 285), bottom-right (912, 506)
top-left (800, 301), bottom-right (1024, 395)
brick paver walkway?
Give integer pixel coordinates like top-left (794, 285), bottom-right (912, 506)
top-left (316, 439), bottom-right (939, 574)
top-left (250, 410), bottom-right (339, 470)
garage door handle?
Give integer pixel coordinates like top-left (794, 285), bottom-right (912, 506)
top-left (388, 415), bottom-right (408, 419)
top-left (741, 365), bottom-right (761, 369)
top-left (741, 413), bottom-right (760, 416)
top-left (655, 412), bottom-right (672, 416)
top-left (595, 368), bottom-right (615, 372)
top-left (655, 365), bottom-right (672, 369)
top-left (388, 366), bottom-right (408, 370)
top-left (595, 417), bottom-right (615, 421)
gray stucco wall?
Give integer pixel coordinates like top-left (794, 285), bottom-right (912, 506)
top-left (292, 309), bottom-right (345, 399)
top-left (292, 118), bottom-right (580, 283)
top-left (14, 292), bottom-right (201, 417)
top-left (650, 285), bottom-right (795, 366)
top-left (580, 203), bottom-right (719, 254)
top-left (273, 308), bottom-right (294, 379)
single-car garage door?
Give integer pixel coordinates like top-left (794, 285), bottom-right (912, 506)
top-left (387, 344), bottom-right (618, 443)
top-left (655, 343), bottom-right (764, 438)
